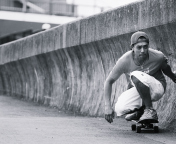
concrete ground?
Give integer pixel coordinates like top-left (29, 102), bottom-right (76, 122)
top-left (0, 95), bottom-right (176, 144)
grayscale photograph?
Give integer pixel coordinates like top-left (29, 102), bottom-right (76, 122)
top-left (0, 0), bottom-right (176, 144)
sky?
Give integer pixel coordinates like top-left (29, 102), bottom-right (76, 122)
top-left (66, 0), bottom-right (142, 17)
top-left (66, 0), bottom-right (142, 8)
top-left (0, 0), bottom-right (143, 25)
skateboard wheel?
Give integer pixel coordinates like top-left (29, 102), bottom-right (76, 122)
top-left (136, 126), bottom-right (141, 133)
top-left (149, 124), bottom-right (153, 128)
top-left (131, 124), bottom-right (136, 131)
top-left (154, 126), bottom-right (159, 133)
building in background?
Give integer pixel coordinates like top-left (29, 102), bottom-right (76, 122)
top-left (0, 0), bottom-right (111, 45)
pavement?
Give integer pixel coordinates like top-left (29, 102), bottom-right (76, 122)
top-left (0, 95), bottom-right (176, 144)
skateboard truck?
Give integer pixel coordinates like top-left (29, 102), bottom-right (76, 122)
top-left (131, 119), bottom-right (159, 133)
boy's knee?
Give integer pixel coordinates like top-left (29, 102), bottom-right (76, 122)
top-left (131, 75), bottom-right (140, 85)
top-left (131, 75), bottom-right (145, 89)
top-left (130, 71), bottom-right (149, 87)
top-left (131, 74), bottom-right (149, 91)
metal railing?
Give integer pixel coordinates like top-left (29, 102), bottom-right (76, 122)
top-left (0, 29), bottom-right (33, 45)
top-left (0, 0), bottom-right (109, 17)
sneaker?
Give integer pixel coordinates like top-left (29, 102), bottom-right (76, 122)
top-left (139, 108), bottom-right (158, 121)
top-left (125, 109), bottom-right (144, 121)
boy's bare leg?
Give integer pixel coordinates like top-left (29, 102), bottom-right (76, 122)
top-left (131, 76), bottom-right (152, 109)
top-left (125, 76), bottom-right (158, 121)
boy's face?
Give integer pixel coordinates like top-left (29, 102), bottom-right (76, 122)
top-left (132, 41), bottom-right (149, 60)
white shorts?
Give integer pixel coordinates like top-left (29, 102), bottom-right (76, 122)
top-left (115, 71), bottom-right (165, 116)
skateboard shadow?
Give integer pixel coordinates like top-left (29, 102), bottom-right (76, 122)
top-left (140, 128), bottom-right (169, 134)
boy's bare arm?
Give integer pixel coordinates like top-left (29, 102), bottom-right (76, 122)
top-left (104, 59), bottom-right (125, 123)
top-left (161, 61), bottom-right (176, 83)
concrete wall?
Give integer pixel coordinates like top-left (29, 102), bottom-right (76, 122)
top-left (0, 0), bottom-right (176, 130)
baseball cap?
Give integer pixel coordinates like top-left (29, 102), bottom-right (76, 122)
top-left (131, 31), bottom-right (149, 47)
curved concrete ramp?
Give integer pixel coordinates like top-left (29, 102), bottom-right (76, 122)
top-left (0, 0), bottom-right (176, 131)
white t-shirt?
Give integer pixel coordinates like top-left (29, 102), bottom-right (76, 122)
top-left (115, 48), bottom-right (167, 90)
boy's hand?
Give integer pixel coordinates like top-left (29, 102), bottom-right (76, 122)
top-left (172, 71), bottom-right (176, 83)
top-left (105, 108), bottom-right (115, 123)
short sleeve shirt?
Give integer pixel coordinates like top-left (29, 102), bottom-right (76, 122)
top-left (117, 48), bottom-right (167, 90)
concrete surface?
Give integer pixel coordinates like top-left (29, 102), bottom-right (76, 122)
top-left (1, 95), bottom-right (176, 144)
top-left (0, 0), bottom-right (176, 131)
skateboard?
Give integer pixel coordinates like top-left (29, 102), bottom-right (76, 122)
top-left (131, 119), bottom-right (159, 133)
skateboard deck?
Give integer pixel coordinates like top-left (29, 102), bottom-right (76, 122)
top-left (131, 119), bottom-right (159, 133)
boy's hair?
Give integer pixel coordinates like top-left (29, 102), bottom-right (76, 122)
top-left (131, 31), bottom-right (149, 48)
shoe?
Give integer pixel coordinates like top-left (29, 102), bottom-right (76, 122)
top-left (139, 108), bottom-right (158, 121)
top-left (125, 109), bottom-right (144, 121)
